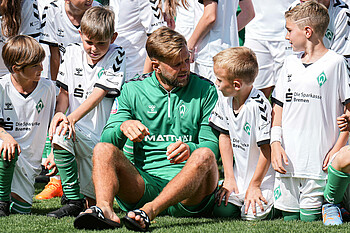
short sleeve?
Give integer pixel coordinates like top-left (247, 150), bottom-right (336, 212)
top-left (252, 95), bottom-right (272, 146)
top-left (40, 1), bottom-right (58, 46)
top-left (139, 0), bottom-right (166, 35)
top-left (209, 92), bottom-right (229, 134)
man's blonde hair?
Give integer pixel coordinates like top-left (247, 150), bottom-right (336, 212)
top-left (285, 1), bottom-right (329, 38)
top-left (80, 6), bottom-right (115, 41)
top-left (2, 35), bottom-right (45, 73)
top-left (146, 26), bottom-right (187, 62)
top-left (213, 47), bottom-right (258, 84)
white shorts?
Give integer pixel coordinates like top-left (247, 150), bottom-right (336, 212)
top-left (226, 189), bottom-right (274, 220)
top-left (274, 177), bottom-right (325, 212)
top-left (244, 39), bottom-right (286, 89)
top-left (192, 62), bottom-right (215, 83)
top-left (52, 127), bottom-right (96, 199)
top-left (11, 157), bottom-right (41, 204)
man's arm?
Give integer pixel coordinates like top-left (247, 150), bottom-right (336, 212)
top-left (237, 0), bottom-right (255, 31)
top-left (187, 0), bottom-right (217, 61)
top-left (244, 143), bottom-right (270, 215)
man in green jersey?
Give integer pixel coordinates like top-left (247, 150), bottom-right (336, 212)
top-left (74, 26), bottom-right (219, 231)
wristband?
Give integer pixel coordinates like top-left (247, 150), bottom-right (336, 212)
top-left (270, 126), bottom-right (282, 144)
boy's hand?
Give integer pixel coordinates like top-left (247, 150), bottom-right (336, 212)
top-left (166, 140), bottom-right (190, 164)
top-left (44, 151), bottom-right (58, 176)
top-left (120, 120), bottom-right (150, 142)
top-left (216, 179), bottom-right (238, 207)
top-left (49, 112), bottom-right (68, 140)
top-left (337, 114), bottom-right (350, 132)
top-left (244, 185), bottom-right (267, 216)
top-left (271, 141), bottom-right (288, 174)
top-left (0, 136), bottom-right (21, 161)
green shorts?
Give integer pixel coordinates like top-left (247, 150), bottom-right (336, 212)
top-left (115, 167), bottom-right (216, 217)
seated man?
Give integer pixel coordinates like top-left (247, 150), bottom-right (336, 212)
top-left (74, 26), bottom-right (219, 231)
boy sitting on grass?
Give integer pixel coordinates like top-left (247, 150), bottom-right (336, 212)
top-left (46, 6), bottom-right (126, 218)
top-left (271, 1), bottom-right (350, 222)
top-left (209, 47), bottom-right (275, 220)
top-left (0, 35), bottom-right (56, 216)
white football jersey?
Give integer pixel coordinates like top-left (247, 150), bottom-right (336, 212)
top-left (290, 0), bottom-right (350, 57)
top-left (110, 0), bottom-right (166, 79)
top-left (245, 0), bottom-right (294, 41)
top-left (210, 88), bottom-right (275, 193)
top-left (175, 0), bottom-right (196, 41)
top-left (57, 43), bottom-right (126, 142)
top-left (0, 0), bottom-right (41, 76)
top-left (0, 75), bottom-right (56, 169)
top-left (194, 0), bottom-right (239, 66)
top-left (272, 50), bottom-right (350, 179)
top-left (40, 0), bottom-right (100, 57)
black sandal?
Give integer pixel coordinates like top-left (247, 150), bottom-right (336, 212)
top-left (123, 209), bottom-right (150, 232)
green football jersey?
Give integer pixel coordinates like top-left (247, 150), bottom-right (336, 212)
top-left (101, 72), bottom-right (219, 180)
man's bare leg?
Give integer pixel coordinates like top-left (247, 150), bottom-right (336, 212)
top-left (82, 142), bottom-right (145, 223)
top-left (127, 147), bottom-right (218, 228)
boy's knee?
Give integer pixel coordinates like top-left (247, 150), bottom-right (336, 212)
top-left (332, 146), bottom-right (350, 173)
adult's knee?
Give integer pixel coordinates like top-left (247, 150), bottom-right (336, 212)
top-left (92, 142), bottom-right (121, 165)
top-left (190, 147), bottom-right (217, 170)
top-left (332, 146), bottom-right (350, 173)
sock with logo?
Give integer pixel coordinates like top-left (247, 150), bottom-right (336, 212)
top-left (300, 208), bottom-right (321, 222)
top-left (0, 151), bottom-right (18, 202)
top-left (10, 197), bottom-right (31, 214)
top-left (54, 149), bottom-right (83, 200)
top-left (324, 165), bottom-right (350, 204)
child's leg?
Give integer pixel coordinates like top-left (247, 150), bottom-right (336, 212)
top-left (299, 178), bottom-right (324, 222)
top-left (10, 193), bottom-right (31, 214)
top-left (0, 151), bottom-right (18, 202)
top-left (213, 202), bottom-right (241, 218)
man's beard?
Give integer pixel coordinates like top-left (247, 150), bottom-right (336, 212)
top-left (159, 72), bottom-right (189, 88)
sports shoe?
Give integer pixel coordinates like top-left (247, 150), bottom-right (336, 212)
top-left (34, 165), bottom-right (50, 184)
top-left (0, 201), bottom-right (10, 217)
top-left (35, 178), bottom-right (63, 200)
top-left (322, 203), bottom-right (343, 225)
top-left (47, 199), bottom-right (85, 218)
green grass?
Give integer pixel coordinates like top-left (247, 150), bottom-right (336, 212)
top-left (0, 184), bottom-right (350, 233)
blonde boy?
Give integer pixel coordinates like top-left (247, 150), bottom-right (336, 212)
top-left (271, 1), bottom-right (350, 222)
top-left (46, 6), bottom-right (126, 218)
top-left (209, 47), bottom-right (275, 220)
top-left (0, 35), bottom-right (56, 216)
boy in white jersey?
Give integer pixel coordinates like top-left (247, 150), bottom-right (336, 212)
top-left (45, 6), bottom-right (126, 218)
top-left (40, 0), bottom-right (100, 81)
top-left (271, 1), bottom-right (350, 221)
top-left (0, 35), bottom-right (56, 216)
top-left (209, 47), bottom-right (275, 220)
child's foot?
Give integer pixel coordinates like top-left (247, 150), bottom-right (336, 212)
top-left (322, 203), bottom-right (343, 225)
top-left (35, 177), bottom-right (63, 200)
top-left (47, 198), bottom-right (85, 218)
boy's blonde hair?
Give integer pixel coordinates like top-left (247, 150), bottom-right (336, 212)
top-left (2, 35), bottom-right (45, 73)
top-left (213, 47), bottom-right (258, 84)
top-left (80, 6), bottom-right (115, 41)
top-left (285, 1), bottom-right (329, 38)
top-left (146, 26), bottom-right (187, 63)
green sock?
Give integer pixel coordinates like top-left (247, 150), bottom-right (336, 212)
top-left (54, 149), bottom-right (83, 200)
top-left (10, 198), bottom-right (31, 214)
top-left (300, 208), bottom-right (321, 222)
top-left (0, 151), bottom-right (18, 202)
top-left (266, 207), bottom-right (282, 220)
top-left (282, 211), bottom-right (299, 221)
top-left (324, 165), bottom-right (350, 204)
top-left (212, 202), bottom-right (241, 218)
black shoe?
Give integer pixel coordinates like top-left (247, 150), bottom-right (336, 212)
top-left (61, 193), bottom-right (69, 205)
top-left (35, 165), bottom-right (50, 184)
top-left (0, 201), bottom-right (10, 217)
top-left (47, 199), bottom-right (85, 218)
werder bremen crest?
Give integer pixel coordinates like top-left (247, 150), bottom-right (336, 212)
top-left (36, 99), bottom-right (44, 113)
top-left (325, 29), bottom-right (334, 42)
top-left (98, 68), bottom-right (104, 78)
top-left (317, 71), bottom-right (327, 87)
top-left (244, 122), bottom-right (251, 135)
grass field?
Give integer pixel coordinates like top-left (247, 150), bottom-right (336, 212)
top-left (0, 183), bottom-right (349, 233)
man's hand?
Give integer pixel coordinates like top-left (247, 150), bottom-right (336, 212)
top-left (215, 179), bottom-right (238, 206)
top-left (337, 114), bottom-right (350, 132)
top-left (120, 120), bottom-right (150, 142)
top-left (49, 112), bottom-right (69, 140)
top-left (0, 136), bottom-right (20, 161)
top-left (44, 151), bottom-right (58, 176)
top-left (244, 185), bottom-right (267, 216)
top-left (166, 140), bottom-right (190, 164)
top-left (271, 141), bottom-right (288, 174)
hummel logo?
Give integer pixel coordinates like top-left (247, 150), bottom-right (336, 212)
top-left (57, 28), bottom-right (64, 37)
top-left (287, 74), bottom-right (292, 82)
top-left (74, 68), bottom-right (83, 76)
top-left (4, 102), bottom-right (13, 110)
top-left (147, 105), bottom-right (157, 114)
